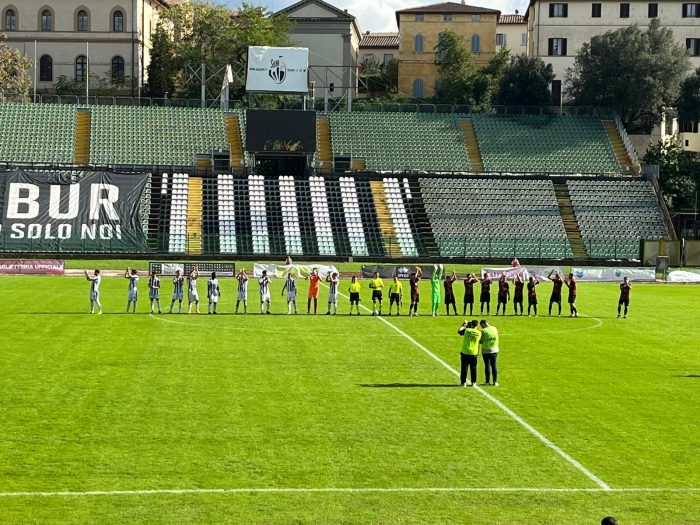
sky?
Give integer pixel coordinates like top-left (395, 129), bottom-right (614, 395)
top-left (225, 0), bottom-right (530, 32)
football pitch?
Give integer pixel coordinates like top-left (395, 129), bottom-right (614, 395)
top-left (0, 272), bottom-right (698, 524)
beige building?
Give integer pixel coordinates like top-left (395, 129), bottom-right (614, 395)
top-left (497, 13), bottom-right (528, 54)
top-left (396, 2), bottom-right (499, 98)
top-left (276, 0), bottom-right (362, 99)
top-left (0, 0), bottom-right (169, 95)
top-left (359, 31), bottom-right (399, 68)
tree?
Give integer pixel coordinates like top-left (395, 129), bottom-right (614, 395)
top-left (144, 22), bottom-right (176, 98)
top-left (0, 36), bottom-right (32, 101)
top-left (644, 136), bottom-right (698, 211)
top-left (496, 54), bottom-right (555, 106)
top-left (566, 19), bottom-right (690, 132)
top-left (161, 2), bottom-right (292, 99)
top-left (677, 67), bottom-right (700, 125)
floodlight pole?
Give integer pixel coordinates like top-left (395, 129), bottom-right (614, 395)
top-left (201, 62), bottom-right (206, 109)
top-left (33, 40), bottom-right (37, 102)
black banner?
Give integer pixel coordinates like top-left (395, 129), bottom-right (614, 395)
top-left (0, 170), bottom-right (149, 252)
top-left (361, 265), bottom-right (420, 279)
top-left (246, 109), bottom-right (317, 153)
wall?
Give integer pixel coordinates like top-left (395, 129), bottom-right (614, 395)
top-left (496, 22), bottom-right (527, 53)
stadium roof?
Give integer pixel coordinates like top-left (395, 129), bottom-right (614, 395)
top-left (498, 13), bottom-right (525, 24)
top-left (360, 32), bottom-right (400, 48)
top-left (396, 2), bottom-right (500, 26)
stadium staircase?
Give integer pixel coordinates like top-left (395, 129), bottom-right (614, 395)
top-left (226, 113), bottom-right (245, 173)
top-left (369, 180), bottom-right (402, 257)
top-left (317, 116), bottom-right (333, 174)
top-left (186, 177), bottom-right (203, 255)
top-left (553, 182), bottom-right (588, 259)
top-left (406, 180), bottom-right (440, 257)
top-left (74, 109), bottom-right (91, 165)
top-left (460, 119), bottom-right (483, 172)
top-left (147, 173), bottom-right (164, 251)
top-left (603, 121), bottom-right (637, 174)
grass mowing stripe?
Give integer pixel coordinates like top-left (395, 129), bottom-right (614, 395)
top-left (330, 285), bottom-right (612, 491)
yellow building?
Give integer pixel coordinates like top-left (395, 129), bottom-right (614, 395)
top-left (396, 1), bottom-right (499, 98)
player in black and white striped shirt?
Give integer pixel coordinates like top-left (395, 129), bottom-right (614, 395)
top-left (125, 267), bottom-right (139, 313)
top-left (169, 270), bottom-right (185, 314)
top-left (326, 272), bottom-right (339, 315)
top-left (187, 268), bottom-right (200, 314)
top-left (282, 272), bottom-right (298, 314)
top-left (235, 268), bottom-right (249, 314)
top-left (85, 269), bottom-right (102, 314)
top-left (207, 272), bottom-right (221, 315)
top-left (259, 270), bottom-right (271, 314)
top-left (149, 271), bottom-right (161, 314)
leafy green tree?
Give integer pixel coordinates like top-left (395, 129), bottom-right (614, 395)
top-left (162, 2), bottom-right (292, 99)
top-left (144, 23), bottom-right (176, 98)
top-left (496, 54), bottom-right (555, 106)
top-left (677, 67), bottom-right (700, 125)
top-left (644, 136), bottom-right (698, 211)
top-left (0, 36), bottom-right (32, 101)
top-left (566, 19), bottom-right (690, 132)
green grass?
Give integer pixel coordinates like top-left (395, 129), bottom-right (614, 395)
top-left (0, 273), bottom-right (698, 524)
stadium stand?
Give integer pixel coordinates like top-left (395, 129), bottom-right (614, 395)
top-left (217, 174), bottom-right (237, 254)
top-left (248, 174), bottom-right (270, 255)
top-left (419, 177), bottom-right (573, 259)
top-left (383, 178), bottom-right (418, 257)
top-left (167, 173), bottom-right (189, 253)
top-left (328, 112), bottom-right (470, 172)
top-left (309, 175), bottom-right (337, 256)
top-left (472, 115), bottom-right (620, 174)
top-left (0, 103), bottom-right (76, 164)
top-left (279, 176), bottom-right (304, 255)
top-left (339, 176), bottom-right (369, 257)
top-left (567, 179), bottom-right (670, 259)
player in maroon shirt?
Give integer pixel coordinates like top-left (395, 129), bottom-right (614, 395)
top-left (408, 266), bottom-right (422, 317)
top-left (463, 273), bottom-right (478, 316)
top-left (618, 277), bottom-right (631, 318)
top-left (513, 274), bottom-right (525, 316)
top-left (496, 274), bottom-right (510, 315)
top-left (479, 272), bottom-right (492, 315)
top-left (527, 276), bottom-right (540, 316)
top-left (564, 272), bottom-right (579, 317)
top-left (548, 270), bottom-right (563, 317)
top-left (444, 270), bottom-right (457, 315)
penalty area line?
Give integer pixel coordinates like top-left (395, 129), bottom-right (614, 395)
top-left (0, 487), bottom-right (698, 498)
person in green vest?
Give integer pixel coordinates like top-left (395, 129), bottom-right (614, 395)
top-left (458, 319), bottom-right (480, 387)
top-left (479, 320), bottom-right (499, 386)
top-left (431, 264), bottom-right (443, 317)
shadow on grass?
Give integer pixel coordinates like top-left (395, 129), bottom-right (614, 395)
top-left (359, 383), bottom-right (461, 388)
top-left (672, 374), bottom-right (700, 378)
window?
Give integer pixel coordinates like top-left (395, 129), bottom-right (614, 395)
top-left (496, 33), bottom-right (506, 46)
top-left (548, 37), bottom-right (567, 56)
top-left (648, 3), bottom-right (658, 17)
top-left (549, 3), bottom-right (568, 17)
top-left (39, 55), bottom-right (52, 82)
top-left (521, 33), bottom-right (527, 46)
top-left (687, 38), bottom-right (700, 56)
top-left (471, 34), bottom-right (480, 53)
top-left (472, 14), bottom-right (481, 21)
top-left (364, 53), bottom-right (375, 62)
top-left (415, 14), bottom-right (424, 21)
top-left (112, 9), bottom-right (124, 32)
top-left (77, 10), bottom-right (88, 31)
top-left (383, 54), bottom-right (393, 67)
top-left (414, 33), bottom-right (424, 53)
top-left (681, 121), bottom-right (699, 133)
top-left (40, 9), bottom-right (52, 31)
top-left (620, 3), bottom-right (630, 17)
top-left (437, 32), bottom-right (447, 61)
top-left (75, 55), bottom-right (87, 82)
top-left (443, 13), bottom-right (452, 21)
top-left (592, 3), bottom-right (602, 17)
top-left (4, 8), bottom-right (16, 30)
top-left (111, 56), bottom-right (125, 82)
top-left (412, 78), bottom-right (424, 98)
top-left (682, 3), bottom-right (700, 17)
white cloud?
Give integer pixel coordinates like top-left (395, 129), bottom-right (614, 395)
top-left (228, 1), bottom-right (530, 32)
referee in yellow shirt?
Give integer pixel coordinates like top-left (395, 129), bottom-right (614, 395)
top-left (348, 276), bottom-right (362, 315)
top-left (369, 271), bottom-right (384, 316)
top-left (388, 275), bottom-right (403, 316)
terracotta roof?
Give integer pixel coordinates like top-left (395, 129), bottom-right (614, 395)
top-left (397, 2), bottom-right (500, 26)
top-left (498, 13), bottom-right (525, 24)
top-left (360, 32), bottom-right (400, 48)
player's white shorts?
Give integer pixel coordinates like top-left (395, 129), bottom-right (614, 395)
top-left (172, 292), bottom-right (183, 301)
top-left (287, 292), bottom-right (297, 302)
top-left (188, 292), bottom-right (199, 303)
top-left (149, 291), bottom-right (159, 300)
top-left (90, 291), bottom-right (100, 301)
top-left (328, 293), bottom-right (338, 304)
top-left (260, 292), bottom-right (271, 302)
top-left (128, 290), bottom-right (138, 302)
top-left (237, 291), bottom-right (248, 301)
top-left (209, 295), bottom-right (219, 304)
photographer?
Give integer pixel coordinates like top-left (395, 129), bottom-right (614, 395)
top-left (458, 320), bottom-right (481, 387)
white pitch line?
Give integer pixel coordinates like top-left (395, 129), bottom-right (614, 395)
top-left (0, 487), bottom-right (698, 498)
top-left (333, 287), bottom-right (612, 491)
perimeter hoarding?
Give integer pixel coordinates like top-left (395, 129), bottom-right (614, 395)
top-left (246, 46), bottom-right (309, 94)
top-left (0, 170), bottom-right (149, 253)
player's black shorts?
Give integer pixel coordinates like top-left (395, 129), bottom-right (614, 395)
top-left (350, 292), bottom-right (360, 303)
top-left (618, 298), bottom-right (629, 306)
top-left (411, 292), bottom-right (419, 304)
top-left (550, 294), bottom-right (561, 303)
top-left (444, 293), bottom-right (455, 305)
top-left (514, 295), bottom-right (523, 304)
top-left (528, 297), bottom-right (538, 305)
top-left (390, 293), bottom-right (400, 305)
top-left (463, 294), bottom-right (474, 305)
top-left (372, 290), bottom-right (383, 301)
top-left (568, 294), bottom-right (576, 304)
top-left (497, 295), bottom-right (508, 304)
top-left (480, 292), bottom-right (490, 303)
